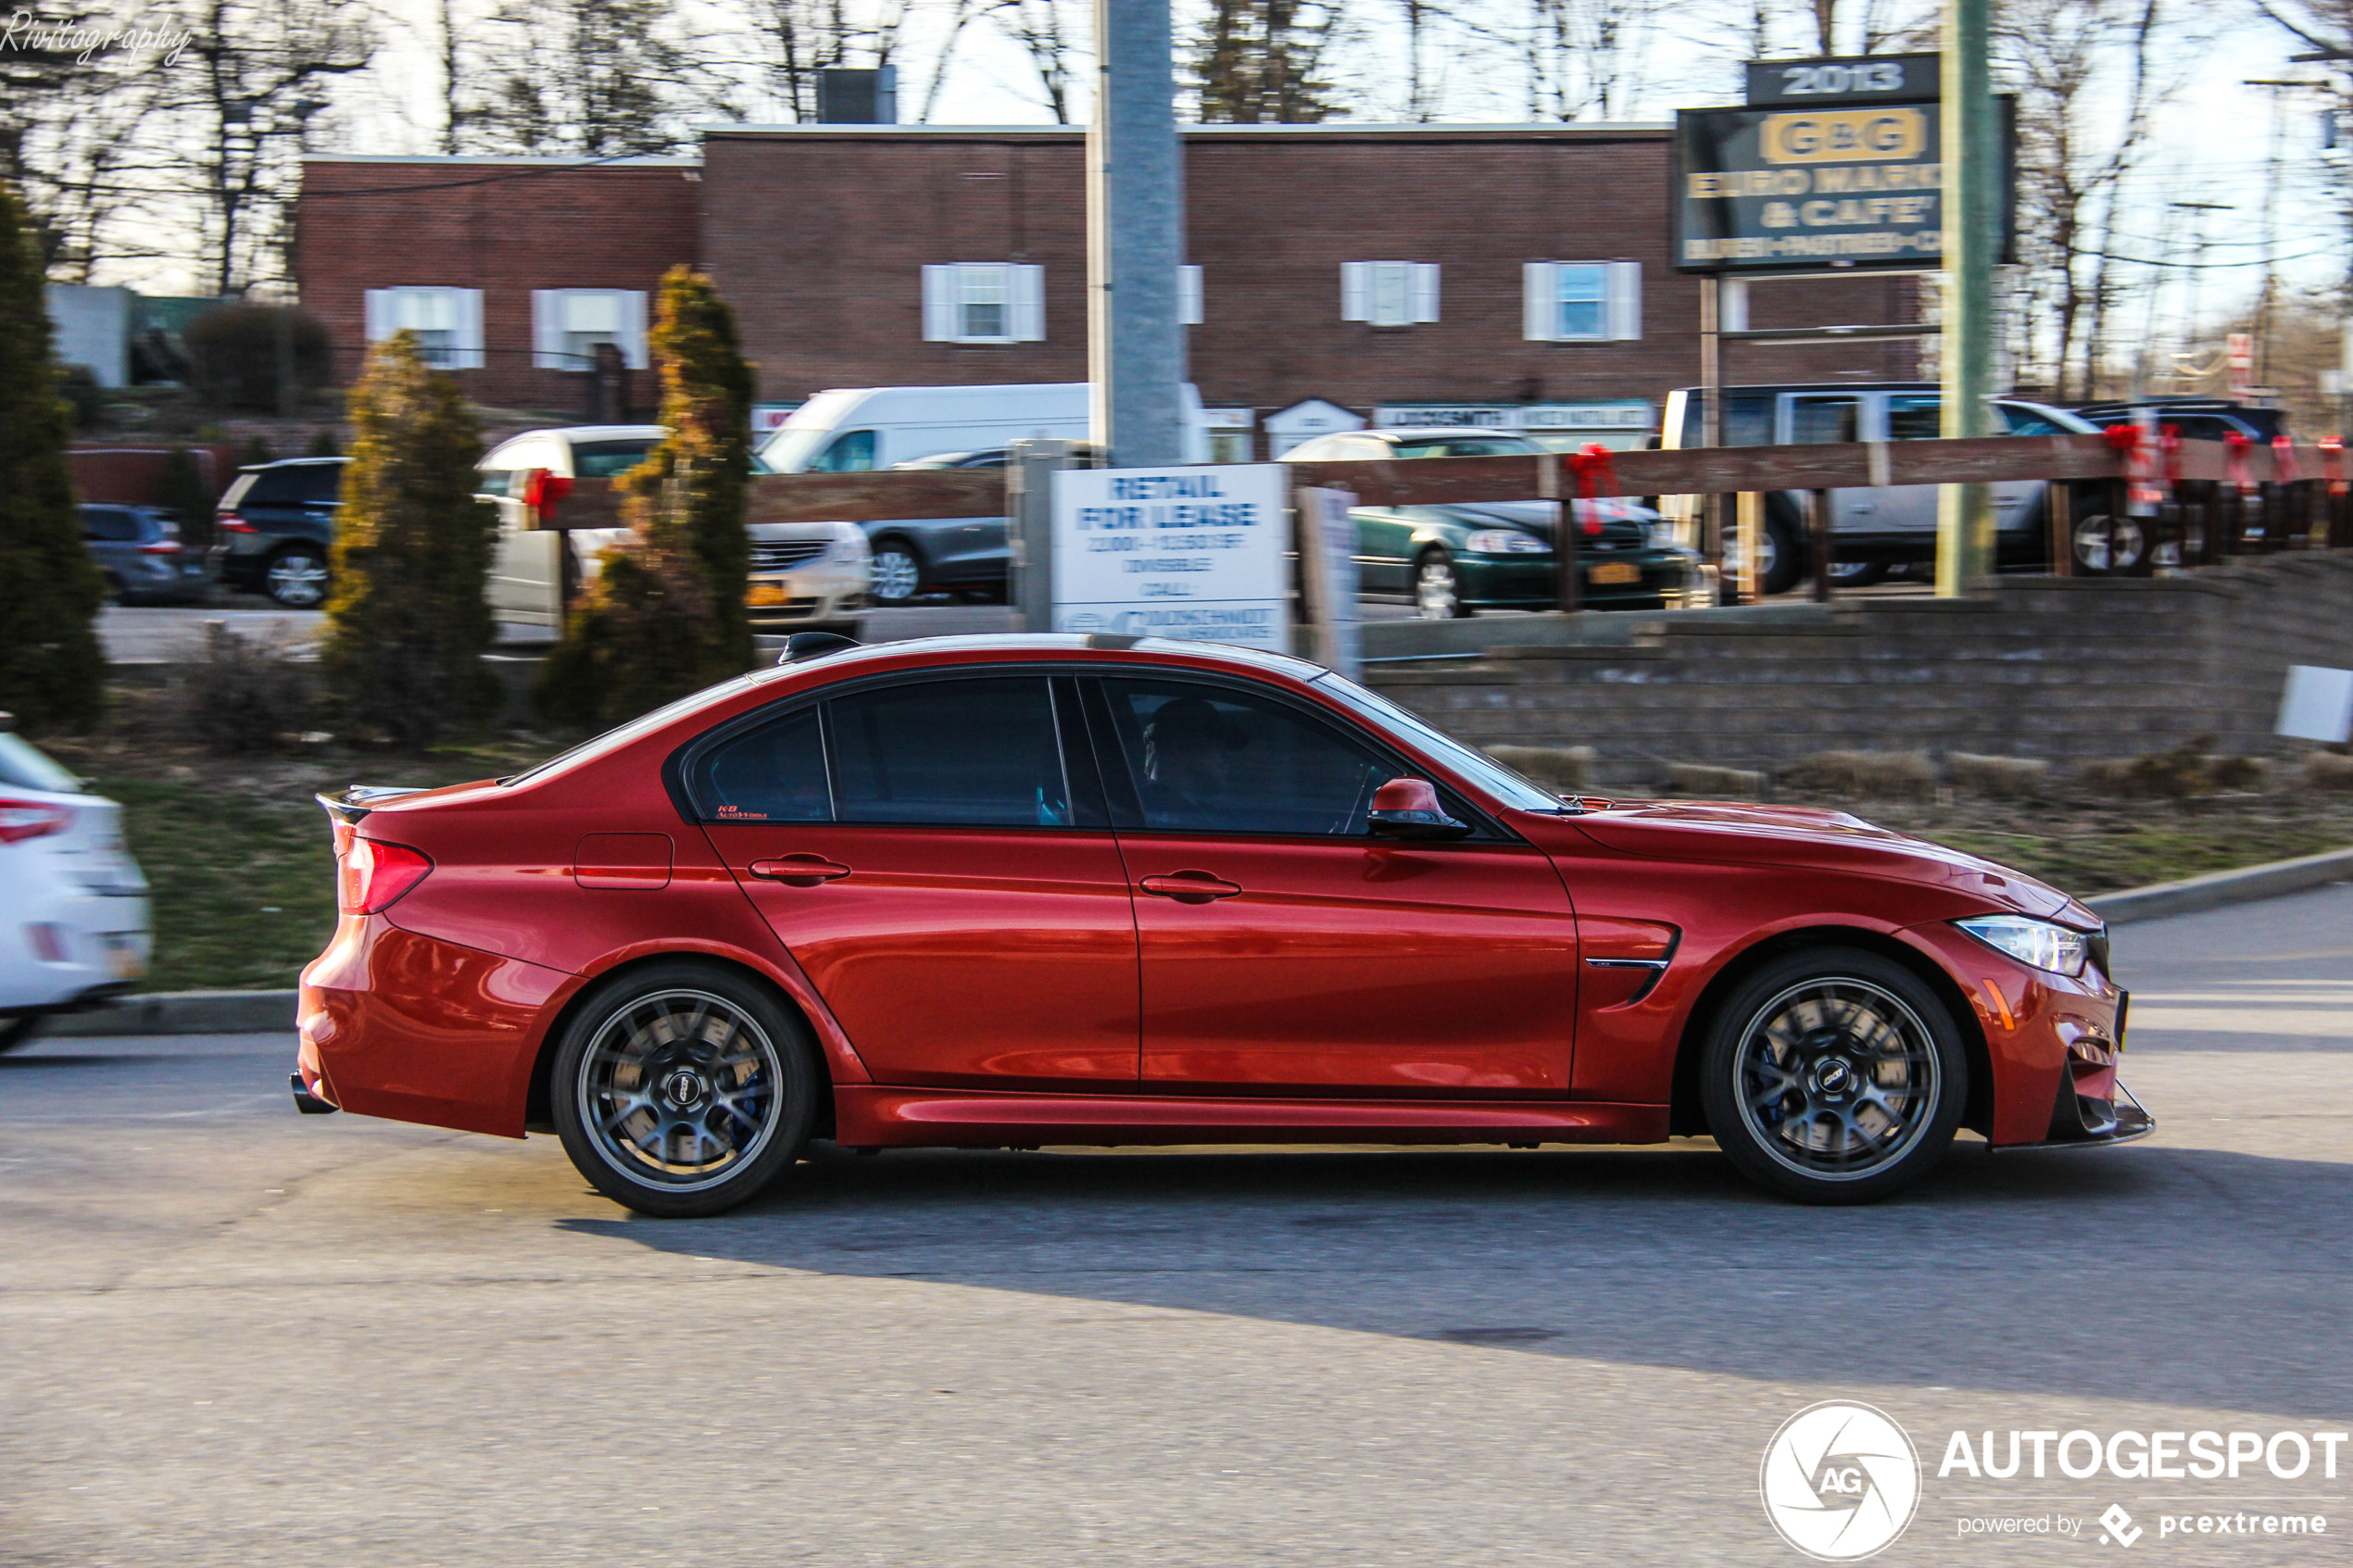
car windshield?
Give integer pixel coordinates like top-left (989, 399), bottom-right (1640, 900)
top-left (247, 463), bottom-right (344, 505)
top-left (1390, 437), bottom-right (1541, 458)
top-left (0, 732), bottom-right (84, 794)
top-left (1310, 675), bottom-right (1567, 812)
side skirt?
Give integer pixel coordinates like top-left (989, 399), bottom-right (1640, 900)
top-left (834, 1087), bottom-right (1671, 1149)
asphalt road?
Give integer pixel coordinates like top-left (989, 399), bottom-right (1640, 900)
top-left (5, 886), bottom-right (2350, 1566)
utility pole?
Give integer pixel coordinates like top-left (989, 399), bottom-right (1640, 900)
top-left (2171, 201), bottom-right (2231, 394)
top-left (2244, 81), bottom-right (2318, 392)
top-left (1935, 0), bottom-right (1998, 596)
top-left (1087, 0), bottom-right (1189, 467)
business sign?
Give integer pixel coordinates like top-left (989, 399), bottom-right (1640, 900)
top-left (1744, 53), bottom-right (1938, 107)
top-left (1374, 401), bottom-right (1654, 433)
top-left (1673, 94), bottom-right (2012, 274)
top-left (1050, 463), bottom-right (1288, 652)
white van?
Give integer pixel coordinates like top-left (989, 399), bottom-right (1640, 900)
top-left (757, 383), bottom-right (1211, 472)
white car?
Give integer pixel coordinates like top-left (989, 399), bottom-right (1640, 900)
top-left (478, 425), bottom-right (868, 639)
top-left (0, 719), bottom-right (149, 1053)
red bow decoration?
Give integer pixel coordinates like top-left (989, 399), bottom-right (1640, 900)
top-left (2223, 429), bottom-right (2256, 493)
top-left (2104, 422), bottom-right (2162, 512)
top-left (2271, 433), bottom-right (2301, 486)
top-left (2322, 434), bottom-right (2346, 496)
top-left (1567, 443), bottom-right (1621, 534)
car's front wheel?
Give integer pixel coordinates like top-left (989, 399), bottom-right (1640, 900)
top-left (0, 1015), bottom-right (44, 1056)
top-left (1414, 549), bottom-right (1472, 620)
top-left (1699, 947), bottom-right (1967, 1204)
top-left (550, 961), bottom-right (821, 1218)
top-left (868, 537), bottom-right (923, 605)
top-left (265, 546), bottom-right (330, 608)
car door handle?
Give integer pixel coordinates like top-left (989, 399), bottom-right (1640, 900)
top-left (1139, 872), bottom-right (1242, 903)
top-left (748, 856), bottom-right (852, 886)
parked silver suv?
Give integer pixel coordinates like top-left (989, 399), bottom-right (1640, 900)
top-left (1657, 383), bottom-right (2104, 592)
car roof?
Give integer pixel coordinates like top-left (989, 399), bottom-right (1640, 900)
top-left (758, 633), bottom-right (1330, 688)
top-left (490, 424), bottom-right (669, 445)
top-left (237, 456), bottom-right (348, 474)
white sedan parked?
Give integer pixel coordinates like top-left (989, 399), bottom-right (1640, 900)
top-left (0, 720), bottom-right (149, 1053)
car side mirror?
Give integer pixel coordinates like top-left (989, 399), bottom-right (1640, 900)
top-left (1367, 776), bottom-right (1472, 841)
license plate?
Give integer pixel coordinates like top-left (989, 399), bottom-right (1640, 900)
top-left (104, 937), bottom-right (145, 981)
top-left (745, 583), bottom-right (787, 607)
top-left (1587, 560), bottom-right (1641, 585)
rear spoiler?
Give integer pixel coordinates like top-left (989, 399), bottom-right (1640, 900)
top-left (316, 785), bottom-right (425, 825)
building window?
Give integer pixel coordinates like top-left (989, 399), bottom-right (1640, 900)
top-left (1522, 261), bottom-right (1642, 342)
top-left (1341, 261), bottom-right (1439, 327)
top-left (1179, 264), bottom-right (1204, 325)
top-left (362, 286), bottom-right (484, 369)
top-left (531, 289), bottom-right (648, 370)
top-left (922, 262), bottom-right (1046, 344)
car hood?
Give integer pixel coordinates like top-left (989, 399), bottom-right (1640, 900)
top-left (1567, 799), bottom-right (2092, 923)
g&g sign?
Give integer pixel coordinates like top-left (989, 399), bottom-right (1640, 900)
top-left (1050, 464), bottom-right (1290, 652)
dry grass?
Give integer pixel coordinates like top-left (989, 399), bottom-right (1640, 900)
top-left (1778, 749), bottom-right (1937, 799)
top-left (1667, 762), bottom-right (1768, 797)
top-left (1946, 753), bottom-right (2052, 798)
top-left (2302, 751), bottom-right (2353, 792)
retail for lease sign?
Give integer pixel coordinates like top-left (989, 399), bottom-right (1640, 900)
top-left (1050, 463), bottom-right (1289, 652)
top-left (1672, 97), bottom-right (2014, 273)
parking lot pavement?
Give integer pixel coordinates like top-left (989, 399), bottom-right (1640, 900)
top-left (4, 892), bottom-right (2349, 1565)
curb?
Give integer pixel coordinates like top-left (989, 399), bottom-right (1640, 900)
top-left (2088, 847), bottom-right (2353, 926)
top-left (39, 990), bottom-right (296, 1038)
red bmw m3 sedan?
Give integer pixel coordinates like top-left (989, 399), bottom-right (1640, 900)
top-left (295, 633), bottom-right (2147, 1216)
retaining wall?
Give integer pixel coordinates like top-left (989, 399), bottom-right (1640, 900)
top-left (1366, 553), bottom-right (2353, 786)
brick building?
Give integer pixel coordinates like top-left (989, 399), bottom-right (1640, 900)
top-left (297, 125), bottom-right (1913, 453)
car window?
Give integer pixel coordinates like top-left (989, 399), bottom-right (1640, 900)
top-left (828, 676), bottom-right (1073, 827)
top-left (1678, 394), bottom-right (1772, 448)
top-left (246, 463), bottom-right (343, 506)
top-left (1886, 395), bottom-right (1942, 440)
top-left (572, 439), bottom-right (654, 479)
top-left (1098, 677), bottom-right (1400, 836)
top-left (1996, 405), bottom-right (2069, 436)
top-left (81, 507), bottom-right (141, 542)
top-left (1788, 397), bottom-right (1860, 445)
top-left (1312, 675), bottom-right (1567, 813)
top-left (694, 706), bottom-right (831, 823)
top-left (1390, 437), bottom-right (1539, 458)
top-left (808, 430), bottom-right (878, 473)
top-left (218, 473), bottom-right (258, 510)
top-left (0, 733), bottom-right (83, 794)
top-left (475, 470), bottom-right (514, 498)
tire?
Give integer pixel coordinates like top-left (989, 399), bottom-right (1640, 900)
top-left (1828, 560), bottom-right (1887, 588)
top-left (1414, 549), bottom-right (1473, 620)
top-left (549, 960), bottom-right (821, 1218)
top-left (264, 546), bottom-right (330, 608)
top-left (868, 537), bottom-right (923, 605)
top-left (1755, 498), bottom-right (1806, 596)
top-left (2072, 512), bottom-right (2144, 574)
top-left (1697, 947), bottom-right (1968, 1205)
top-left (0, 1015), bottom-right (44, 1056)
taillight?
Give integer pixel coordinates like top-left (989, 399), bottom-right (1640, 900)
top-left (337, 836), bottom-right (433, 913)
top-left (141, 540), bottom-right (182, 555)
top-left (0, 799), bottom-right (72, 845)
top-left (218, 513), bottom-right (256, 533)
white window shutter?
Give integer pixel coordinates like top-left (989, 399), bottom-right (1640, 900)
top-left (1607, 261), bottom-right (1642, 341)
top-left (1178, 264), bottom-right (1203, 326)
top-left (531, 290), bottom-right (563, 370)
top-left (1011, 263), bottom-right (1046, 341)
top-left (1340, 261), bottom-right (1369, 322)
top-left (363, 289), bottom-right (392, 343)
top-left (456, 288), bottom-right (485, 369)
top-left (1523, 263), bottom-right (1556, 342)
top-left (620, 289), bottom-right (649, 370)
top-left (1411, 263), bottom-right (1441, 323)
top-left (922, 265), bottom-right (957, 342)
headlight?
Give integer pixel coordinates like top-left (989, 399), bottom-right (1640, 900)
top-left (1462, 529), bottom-right (1551, 555)
top-left (1645, 521), bottom-right (1686, 551)
top-left (1954, 915), bottom-right (2092, 976)
top-left (832, 521), bottom-right (870, 559)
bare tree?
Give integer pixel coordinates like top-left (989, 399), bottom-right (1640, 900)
top-left (736, 0), bottom-right (915, 122)
top-left (989, 0), bottom-right (1087, 122)
top-left (1524, 0), bottom-right (1669, 120)
top-left (1192, 0), bottom-right (1347, 122)
top-left (475, 0), bottom-right (719, 156)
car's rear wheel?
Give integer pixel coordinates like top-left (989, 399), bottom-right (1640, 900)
top-left (1414, 549), bottom-right (1472, 619)
top-left (1699, 947), bottom-right (1967, 1204)
top-left (550, 961), bottom-right (820, 1218)
top-left (265, 546), bottom-right (330, 608)
top-left (869, 537), bottom-right (923, 605)
top-left (2072, 511), bottom-right (2144, 573)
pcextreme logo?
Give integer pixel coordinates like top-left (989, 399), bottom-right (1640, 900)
top-left (1761, 1401), bottom-right (1923, 1562)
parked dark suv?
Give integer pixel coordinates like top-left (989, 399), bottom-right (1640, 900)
top-left (211, 458), bottom-right (346, 608)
